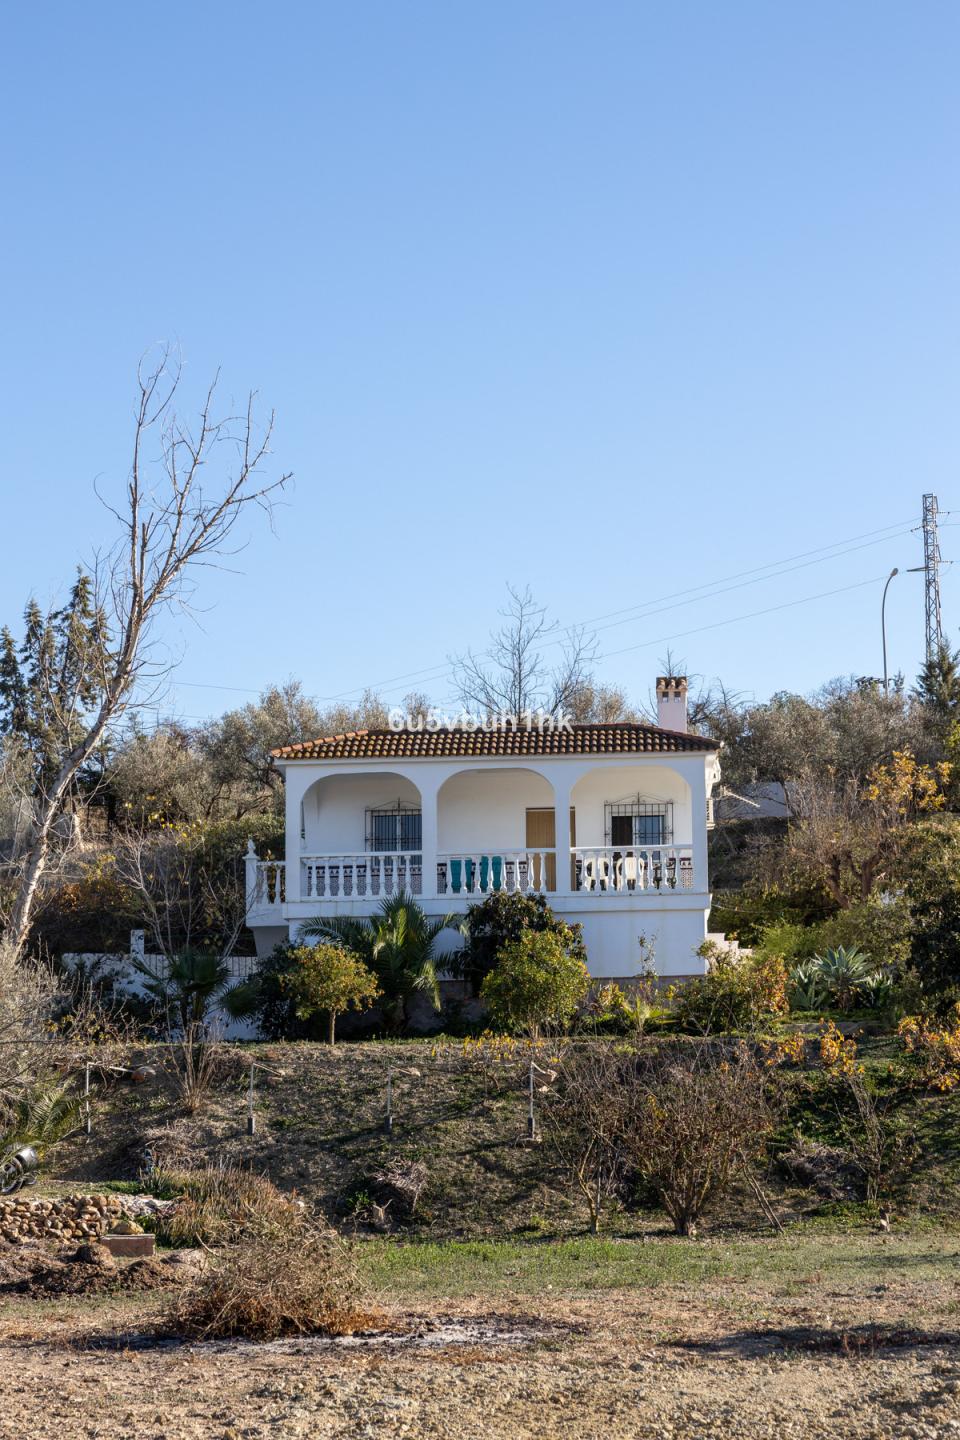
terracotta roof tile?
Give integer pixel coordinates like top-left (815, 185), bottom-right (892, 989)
top-left (271, 723), bottom-right (718, 761)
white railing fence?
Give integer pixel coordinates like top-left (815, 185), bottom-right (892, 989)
top-left (571, 845), bottom-right (694, 893)
top-left (437, 850), bottom-right (555, 896)
top-left (301, 852), bottom-right (422, 900)
top-left (244, 840), bottom-right (696, 911)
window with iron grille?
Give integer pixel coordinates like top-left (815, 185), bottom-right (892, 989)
top-left (605, 797), bottom-right (673, 846)
top-left (366, 802), bottom-right (422, 852)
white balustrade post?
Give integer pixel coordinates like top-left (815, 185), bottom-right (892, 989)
top-left (244, 839), bottom-right (259, 911)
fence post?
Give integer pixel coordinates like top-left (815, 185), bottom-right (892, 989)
top-left (247, 1062), bottom-right (256, 1136)
top-left (385, 1071), bottom-right (394, 1136)
top-left (528, 1058), bottom-right (536, 1140)
top-left (84, 1062), bottom-right (92, 1136)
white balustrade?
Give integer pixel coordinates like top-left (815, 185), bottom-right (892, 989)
top-left (301, 852), bottom-right (422, 900)
top-left (244, 839), bottom-right (695, 919)
top-left (436, 850), bottom-right (555, 896)
top-left (571, 845), bottom-right (694, 894)
top-left (248, 859), bottom-right (286, 911)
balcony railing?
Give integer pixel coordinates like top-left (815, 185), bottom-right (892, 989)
top-left (247, 858), bottom-right (286, 915)
top-left (246, 843), bottom-right (698, 915)
top-left (302, 852), bottom-right (422, 900)
top-left (571, 845), bottom-right (694, 893)
top-left (437, 850), bottom-right (554, 896)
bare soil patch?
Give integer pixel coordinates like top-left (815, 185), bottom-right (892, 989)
top-left (1, 1255), bottom-right (959, 1438)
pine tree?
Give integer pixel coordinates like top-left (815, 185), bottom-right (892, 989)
top-left (915, 638), bottom-right (960, 719)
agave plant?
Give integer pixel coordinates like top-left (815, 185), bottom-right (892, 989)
top-left (301, 891), bottom-right (463, 1030)
top-left (812, 946), bottom-right (876, 1012)
top-left (857, 970), bottom-right (896, 1013)
top-left (787, 961), bottom-right (828, 1013)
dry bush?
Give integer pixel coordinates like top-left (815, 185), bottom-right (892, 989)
top-left (155, 1162), bottom-right (304, 1249)
top-left (370, 1155), bottom-right (429, 1219)
top-left (622, 1041), bottom-right (775, 1235)
top-left (168, 1226), bottom-right (368, 1340)
top-left (166, 1022), bottom-right (227, 1116)
top-left (542, 1045), bottom-right (629, 1234)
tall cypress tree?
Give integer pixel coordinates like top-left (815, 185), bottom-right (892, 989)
top-left (0, 570), bottom-right (111, 797)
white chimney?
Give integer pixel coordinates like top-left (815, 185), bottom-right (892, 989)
top-left (656, 676), bottom-right (688, 733)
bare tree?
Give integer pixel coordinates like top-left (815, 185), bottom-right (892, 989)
top-left (541, 1044), bottom-right (629, 1234)
top-left (620, 1041), bottom-right (774, 1236)
top-left (4, 351), bottom-right (289, 955)
top-left (451, 584), bottom-right (597, 720)
top-left (113, 824), bottom-right (249, 963)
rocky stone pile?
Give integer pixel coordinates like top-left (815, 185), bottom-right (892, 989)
top-left (0, 1192), bottom-right (173, 1245)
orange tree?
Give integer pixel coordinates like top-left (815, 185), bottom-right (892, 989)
top-left (280, 943), bottom-right (380, 1044)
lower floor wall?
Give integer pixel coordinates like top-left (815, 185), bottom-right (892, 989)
top-left (255, 899), bottom-right (711, 979)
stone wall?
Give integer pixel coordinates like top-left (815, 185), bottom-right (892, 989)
top-left (0, 1193), bottom-right (156, 1245)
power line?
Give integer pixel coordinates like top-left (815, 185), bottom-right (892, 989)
top-left (163, 514), bottom-right (921, 707)
top-left (595, 573), bottom-right (890, 662)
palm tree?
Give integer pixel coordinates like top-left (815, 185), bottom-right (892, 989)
top-left (301, 892), bottom-right (462, 1030)
top-left (134, 947), bottom-right (253, 1033)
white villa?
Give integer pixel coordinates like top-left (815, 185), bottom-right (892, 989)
top-left (245, 678), bottom-right (722, 979)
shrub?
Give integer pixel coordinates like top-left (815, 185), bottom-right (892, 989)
top-left (898, 1006), bottom-right (960, 1091)
top-left (817, 1025), bottom-right (920, 1201)
top-left (456, 891), bottom-right (588, 990)
top-left (672, 943), bottom-right (788, 1034)
top-left (30, 860), bottom-right (142, 957)
top-left (154, 1163), bottom-right (304, 1249)
top-left (243, 943), bottom-right (319, 1041)
top-left (577, 980), bottom-right (660, 1036)
top-left (169, 1227), bottom-right (367, 1340)
top-left (708, 882), bottom-right (834, 948)
top-left (280, 943), bottom-right (380, 1043)
top-left (755, 900), bottom-right (913, 974)
top-left (481, 929), bottom-right (590, 1036)
top-left (787, 946), bottom-right (892, 1014)
top-left (542, 1045), bottom-right (631, 1233)
top-left (621, 1041), bottom-right (775, 1235)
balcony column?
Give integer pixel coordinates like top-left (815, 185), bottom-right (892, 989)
top-left (689, 767), bottom-right (709, 892)
top-left (419, 775), bottom-right (440, 900)
top-left (285, 772), bottom-right (302, 903)
top-left (551, 773), bottom-right (573, 896)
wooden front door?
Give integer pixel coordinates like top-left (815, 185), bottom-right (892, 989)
top-left (525, 807), bottom-right (576, 892)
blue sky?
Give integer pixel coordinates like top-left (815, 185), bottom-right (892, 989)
top-left (1, 1), bottom-right (958, 723)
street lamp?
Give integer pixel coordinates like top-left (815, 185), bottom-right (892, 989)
top-left (881, 566), bottom-right (925, 694)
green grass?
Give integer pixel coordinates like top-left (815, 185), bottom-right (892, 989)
top-left (356, 1228), bottom-right (960, 1299)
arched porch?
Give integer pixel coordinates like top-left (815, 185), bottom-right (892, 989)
top-left (299, 770), bottom-right (425, 901)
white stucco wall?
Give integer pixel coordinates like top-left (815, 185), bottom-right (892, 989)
top-left (569, 764), bottom-right (692, 847)
top-left (436, 768), bottom-right (554, 850)
top-left (300, 762), bottom-right (693, 855)
top-left (302, 772), bottom-right (421, 852)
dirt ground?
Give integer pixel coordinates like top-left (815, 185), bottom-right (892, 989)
top-left (1, 1252), bottom-right (959, 1439)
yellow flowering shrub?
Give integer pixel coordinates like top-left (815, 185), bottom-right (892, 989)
top-left (897, 1006), bottom-right (960, 1091)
